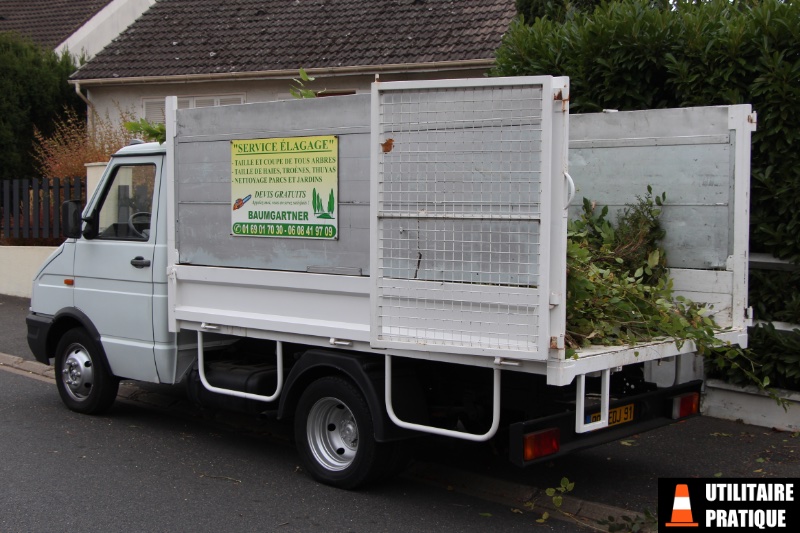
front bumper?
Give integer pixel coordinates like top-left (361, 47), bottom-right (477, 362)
top-left (26, 313), bottom-right (54, 365)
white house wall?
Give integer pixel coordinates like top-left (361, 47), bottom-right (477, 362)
top-left (83, 67), bottom-right (488, 126)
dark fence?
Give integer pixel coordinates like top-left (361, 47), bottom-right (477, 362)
top-left (0, 177), bottom-right (85, 241)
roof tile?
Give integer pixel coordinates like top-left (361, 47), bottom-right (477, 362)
top-left (0, 0), bottom-right (112, 49)
top-left (72, 0), bottom-right (516, 80)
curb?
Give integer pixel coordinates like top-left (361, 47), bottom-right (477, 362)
top-left (405, 461), bottom-right (647, 529)
top-left (0, 351), bottom-right (646, 530)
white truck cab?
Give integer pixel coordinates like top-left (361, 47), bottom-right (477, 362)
top-left (27, 142), bottom-right (170, 410)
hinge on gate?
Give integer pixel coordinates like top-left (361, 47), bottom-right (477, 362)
top-left (549, 335), bottom-right (565, 350)
top-left (549, 292), bottom-right (562, 307)
top-left (553, 88), bottom-right (570, 112)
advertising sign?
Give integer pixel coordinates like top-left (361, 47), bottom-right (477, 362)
top-left (231, 135), bottom-right (338, 239)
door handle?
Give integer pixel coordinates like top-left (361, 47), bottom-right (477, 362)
top-left (131, 256), bottom-right (151, 268)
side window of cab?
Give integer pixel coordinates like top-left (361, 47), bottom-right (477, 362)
top-left (93, 164), bottom-right (156, 241)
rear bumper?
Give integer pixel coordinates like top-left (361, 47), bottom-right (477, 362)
top-left (26, 313), bottom-right (54, 364)
top-left (508, 380), bottom-right (702, 467)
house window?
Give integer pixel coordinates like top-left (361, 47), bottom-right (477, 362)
top-left (142, 94), bottom-right (245, 123)
top-left (317, 90), bottom-right (357, 98)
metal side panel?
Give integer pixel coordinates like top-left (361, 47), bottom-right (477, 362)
top-left (171, 264), bottom-right (371, 343)
top-left (172, 94), bottom-right (372, 274)
top-left (546, 104), bottom-right (754, 385)
top-left (370, 76), bottom-right (570, 360)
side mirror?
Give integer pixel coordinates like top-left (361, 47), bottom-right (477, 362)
top-left (61, 200), bottom-right (83, 239)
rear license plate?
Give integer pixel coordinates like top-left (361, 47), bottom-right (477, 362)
top-left (586, 403), bottom-right (634, 427)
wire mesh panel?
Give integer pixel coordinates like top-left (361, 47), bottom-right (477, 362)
top-left (372, 78), bottom-right (560, 358)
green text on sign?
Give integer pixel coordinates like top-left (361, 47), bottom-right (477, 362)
top-left (232, 223), bottom-right (337, 239)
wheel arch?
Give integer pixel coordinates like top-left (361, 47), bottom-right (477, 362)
top-left (47, 308), bottom-right (108, 367)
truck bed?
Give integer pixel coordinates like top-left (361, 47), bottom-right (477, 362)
top-left (166, 79), bottom-right (753, 386)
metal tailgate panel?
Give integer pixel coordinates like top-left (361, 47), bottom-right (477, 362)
top-left (370, 77), bottom-right (569, 360)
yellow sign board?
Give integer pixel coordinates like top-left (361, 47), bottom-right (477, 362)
top-left (230, 135), bottom-right (338, 239)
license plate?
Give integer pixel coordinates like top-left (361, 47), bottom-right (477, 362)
top-left (586, 403), bottom-right (634, 427)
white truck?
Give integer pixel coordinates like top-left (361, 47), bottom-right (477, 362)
top-left (27, 77), bottom-right (754, 488)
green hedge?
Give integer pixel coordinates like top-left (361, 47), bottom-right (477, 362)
top-left (493, 0), bottom-right (800, 390)
top-left (493, 0), bottom-right (800, 261)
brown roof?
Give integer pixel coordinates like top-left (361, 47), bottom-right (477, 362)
top-left (0, 0), bottom-right (112, 49)
top-left (71, 0), bottom-right (516, 81)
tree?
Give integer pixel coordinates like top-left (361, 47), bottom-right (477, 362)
top-left (0, 32), bottom-right (83, 180)
top-left (516, 0), bottom-right (597, 22)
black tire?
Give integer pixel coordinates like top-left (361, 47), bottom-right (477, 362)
top-left (294, 376), bottom-right (389, 489)
top-left (55, 328), bottom-right (119, 414)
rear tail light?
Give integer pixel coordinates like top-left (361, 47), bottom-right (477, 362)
top-left (671, 392), bottom-right (699, 419)
top-left (523, 428), bottom-right (560, 461)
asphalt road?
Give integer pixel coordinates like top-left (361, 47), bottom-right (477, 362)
top-left (0, 367), bottom-right (572, 533)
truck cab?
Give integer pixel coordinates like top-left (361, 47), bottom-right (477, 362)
top-left (27, 142), bottom-right (172, 411)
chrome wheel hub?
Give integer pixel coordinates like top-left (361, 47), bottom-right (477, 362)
top-left (61, 344), bottom-right (94, 401)
top-left (306, 397), bottom-right (359, 471)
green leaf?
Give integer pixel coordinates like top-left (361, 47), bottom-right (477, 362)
top-left (647, 250), bottom-right (660, 268)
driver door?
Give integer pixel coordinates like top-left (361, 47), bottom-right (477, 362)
top-left (73, 156), bottom-right (162, 382)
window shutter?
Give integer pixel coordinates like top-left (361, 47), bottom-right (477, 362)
top-left (143, 100), bottom-right (166, 124)
top-left (219, 95), bottom-right (244, 106)
top-left (194, 97), bottom-right (216, 108)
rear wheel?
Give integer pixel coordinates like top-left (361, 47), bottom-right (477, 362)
top-left (294, 376), bottom-right (389, 489)
top-left (55, 328), bottom-right (119, 414)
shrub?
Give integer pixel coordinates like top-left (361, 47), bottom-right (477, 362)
top-left (33, 107), bottom-right (136, 178)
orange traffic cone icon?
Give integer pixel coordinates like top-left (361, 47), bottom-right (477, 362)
top-left (665, 484), bottom-right (698, 527)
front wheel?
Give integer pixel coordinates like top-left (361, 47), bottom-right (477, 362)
top-left (55, 328), bottom-right (119, 414)
top-left (294, 376), bottom-right (389, 489)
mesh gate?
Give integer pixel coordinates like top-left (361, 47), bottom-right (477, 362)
top-left (371, 78), bottom-right (559, 358)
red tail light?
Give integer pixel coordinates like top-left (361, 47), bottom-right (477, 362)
top-left (523, 428), bottom-right (560, 461)
top-left (671, 392), bottom-right (699, 419)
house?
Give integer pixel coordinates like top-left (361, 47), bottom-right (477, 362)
top-left (0, 0), bottom-right (155, 59)
top-left (69, 0), bottom-right (517, 123)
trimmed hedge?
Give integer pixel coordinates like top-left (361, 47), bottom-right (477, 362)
top-left (493, 0), bottom-right (800, 261)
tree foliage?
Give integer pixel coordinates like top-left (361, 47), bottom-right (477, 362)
top-left (0, 33), bottom-right (82, 180)
top-left (516, 0), bottom-right (604, 23)
top-left (125, 118), bottom-right (167, 144)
